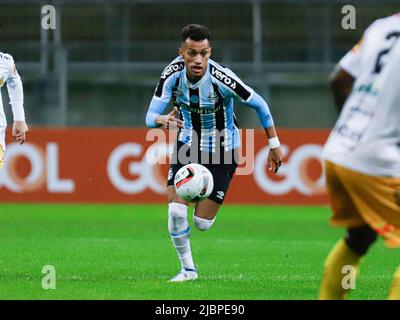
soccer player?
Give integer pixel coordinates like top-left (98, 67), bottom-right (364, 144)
top-left (0, 52), bottom-right (28, 169)
top-left (319, 14), bottom-right (400, 299)
top-left (145, 24), bottom-right (284, 282)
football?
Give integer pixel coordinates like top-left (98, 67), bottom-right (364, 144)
top-left (174, 163), bottom-right (214, 202)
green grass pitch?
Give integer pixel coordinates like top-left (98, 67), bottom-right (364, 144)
top-left (0, 204), bottom-right (397, 300)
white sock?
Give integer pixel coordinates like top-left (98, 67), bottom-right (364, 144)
top-left (193, 214), bottom-right (216, 231)
top-left (168, 203), bottom-right (195, 271)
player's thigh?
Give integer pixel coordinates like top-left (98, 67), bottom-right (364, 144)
top-left (194, 198), bottom-right (221, 220)
top-left (207, 163), bottom-right (236, 204)
top-left (324, 160), bottom-right (364, 226)
top-left (167, 185), bottom-right (189, 205)
top-left (194, 164), bottom-right (236, 220)
top-left (166, 160), bottom-right (190, 205)
top-left (339, 166), bottom-right (400, 247)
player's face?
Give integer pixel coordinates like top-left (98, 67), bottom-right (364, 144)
top-left (179, 39), bottom-right (211, 82)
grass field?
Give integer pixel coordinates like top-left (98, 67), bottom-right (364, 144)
top-left (0, 204), bottom-right (397, 300)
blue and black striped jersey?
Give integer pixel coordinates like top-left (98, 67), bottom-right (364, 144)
top-left (146, 56), bottom-right (274, 152)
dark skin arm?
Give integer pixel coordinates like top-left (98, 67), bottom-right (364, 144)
top-left (265, 126), bottom-right (284, 174)
top-left (329, 65), bottom-right (355, 113)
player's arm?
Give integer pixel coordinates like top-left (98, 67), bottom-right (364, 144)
top-left (245, 92), bottom-right (284, 174)
top-left (146, 99), bottom-right (183, 129)
top-left (329, 65), bottom-right (355, 113)
top-left (145, 61), bottom-right (184, 129)
top-left (330, 33), bottom-right (365, 113)
top-left (6, 63), bottom-right (28, 145)
top-left (213, 65), bottom-right (284, 173)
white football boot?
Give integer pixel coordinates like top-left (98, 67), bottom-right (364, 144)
top-left (169, 268), bottom-right (198, 282)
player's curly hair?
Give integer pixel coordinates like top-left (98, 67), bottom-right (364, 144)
top-left (181, 24), bottom-right (210, 42)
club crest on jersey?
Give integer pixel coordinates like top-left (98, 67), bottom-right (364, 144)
top-left (211, 65), bottom-right (237, 90)
top-left (207, 92), bottom-right (219, 103)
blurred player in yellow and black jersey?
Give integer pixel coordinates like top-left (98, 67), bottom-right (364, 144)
top-left (320, 13), bottom-right (400, 299)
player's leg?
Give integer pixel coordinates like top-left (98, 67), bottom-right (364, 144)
top-left (166, 140), bottom-right (198, 281)
top-left (319, 161), bottom-right (377, 299)
top-left (167, 168), bottom-right (197, 282)
top-left (320, 225), bottom-right (377, 299)
top-left (388, 190), bottom-right (400, 299)
top-left (167, 185), bottom-right (194, 271)
top-left (193, 198), bottom-right (220, 231)
top-left (193, 162), bottom-right (236, 231)
top-left (345, 225), bottom-right (377, 256)
top-left (388, 266), bottom-right (400, 299)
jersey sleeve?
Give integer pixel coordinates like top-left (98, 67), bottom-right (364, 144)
top-left (210, 63), bottom-right (254, 103)
top-left (2, 54), bottom-right (25, 121)
top-left (145, 98), bottom-right (169, 128)
top-left (146, 59), bottom-right (183, 128)
top-left (245, 92), bottom-right (274, 128)
top-left (339, 21), bottom-right (376, 77)
top-left (210, 63), bottom-right (274, 128)
top-left (152, 60), bottom-right (184, 103)
top-left (339, 38), bottom-right (364, 77)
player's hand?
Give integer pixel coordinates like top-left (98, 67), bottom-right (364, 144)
top-left (267, 146), bottom-right (284, 174)
top-left (12, 121), bottom-right (28, 145)
top-left (159, 107), bottom-right (184, 129)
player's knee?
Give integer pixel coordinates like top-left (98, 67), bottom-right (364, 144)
top-left (168, 202), bottom-right (188, 232)
top-left (345, 225), bottom-right (377, 256)
top-left (193, 214), bottom-right (215, 231)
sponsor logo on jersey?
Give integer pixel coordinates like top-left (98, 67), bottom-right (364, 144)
top-left (155, 62), bottom-right (184, 98)
top-left (355, 83), bottom-right (379, 96)
top-left (210, 64), bottom-right (251, 101)
top-left (160, 62), bottom-right (184, 80)
top-left (178, 102), bottom-right (223, 114)
top-left (211, 65), bottom-right (237, 90)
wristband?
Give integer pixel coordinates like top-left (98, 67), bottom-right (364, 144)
top-left (268, 137), bottom-right (280, 149)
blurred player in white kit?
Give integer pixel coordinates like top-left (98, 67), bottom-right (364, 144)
top-left (0, 52), bottom-right (28, 169)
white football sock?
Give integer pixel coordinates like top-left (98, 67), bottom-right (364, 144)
top-left (193, 214), bottom-right (216, 231)
top-left (168, 203), bottom-right (195, 271)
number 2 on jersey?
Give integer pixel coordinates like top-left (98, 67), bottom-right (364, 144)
top-left (373, 31), bottom-right (400, 73)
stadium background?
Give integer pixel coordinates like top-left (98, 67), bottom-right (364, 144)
top-left (0, 0), bottom-right (399, 300)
